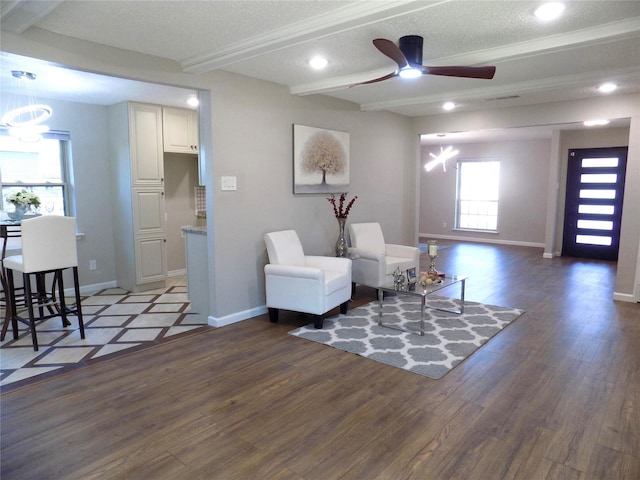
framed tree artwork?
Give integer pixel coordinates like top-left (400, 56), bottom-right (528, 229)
top-left (293, 124), bottom-right (350, 194)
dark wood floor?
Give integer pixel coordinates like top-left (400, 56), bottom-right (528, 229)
top-left (1, 241), bottom-right (639, 479)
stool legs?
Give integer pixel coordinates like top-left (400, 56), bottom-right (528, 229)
top-left (0, 266), bottom-right (15, 341)
top-left (4, 268), bottom-right (85, 351)
top-left (72, 267), bottom-right (85, 340)
top-left (6, 269), bottom-right (19, 340)
top-left (23, 272), bottom-right (39, 351)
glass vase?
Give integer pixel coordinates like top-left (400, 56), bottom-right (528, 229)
top-left (335, 217), bottom-right (348, 257)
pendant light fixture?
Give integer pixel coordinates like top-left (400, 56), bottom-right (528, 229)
top-left (425, 134), bottom-right (459, 172)
top-left (1, 70), bottom-right (52, 142)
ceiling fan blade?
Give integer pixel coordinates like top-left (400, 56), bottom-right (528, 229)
top-left (421, 65), bottom-right (496, 79)
top-left (373, 38), bottom-right (408, 69)
top-left (350, 71), bottom-right (398, 88)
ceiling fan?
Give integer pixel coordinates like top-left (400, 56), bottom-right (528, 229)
top-left (353, 35), bottom-right (496, 86)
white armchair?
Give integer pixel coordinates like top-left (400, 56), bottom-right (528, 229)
top-left (264, 230), bottom-right (352, 329)
top-left (347, 222), bottom-right (420, 291)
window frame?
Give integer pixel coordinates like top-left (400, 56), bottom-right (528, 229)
top-left (454, 158), bottom-right (501, 233)
top-left (0, 129), bottom-right (72, 216)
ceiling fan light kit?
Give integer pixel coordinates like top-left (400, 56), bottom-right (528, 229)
top-left (398, 66), bottom-right (422, 79)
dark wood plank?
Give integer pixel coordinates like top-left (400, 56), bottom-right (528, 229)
top-left (1, 241), bottom-right (639, 479)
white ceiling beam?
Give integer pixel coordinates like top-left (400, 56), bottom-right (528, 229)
top-left (180, 0), bottom-right (448, 73)
top-left (430, 17), bottom-right (640, 66)
top-left (0, 0), bottom-right (63, 34)
top-left (290, 67), bottom-right (397, 96)
top-left (359, 66), bottom-right (640, 111)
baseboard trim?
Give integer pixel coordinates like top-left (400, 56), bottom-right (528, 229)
top-left (613, 291), bottom-right (637, 303)
top-left (66, 281), bottom-right (119, 297)
top-left (418, 233), bottom-right (544, 249)
top-left (209, 305), bottom-right (268, 327)
top-left (168, 269), bottom-right (186, 277)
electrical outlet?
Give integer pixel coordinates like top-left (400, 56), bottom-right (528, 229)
top-left (89, 260), bottom-right (96, 270)
top-left (443, 222), bottom-right (447, 228)
top-left (221, 176), bottom-right (237, 191)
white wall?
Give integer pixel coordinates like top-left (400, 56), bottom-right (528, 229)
top-left (208, 71), bottom-right (414, 321)
top-left (419, 138), bottom-right (551, 246)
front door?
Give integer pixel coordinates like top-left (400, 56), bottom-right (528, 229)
top-left (562, 146), bottom-right (628, 260)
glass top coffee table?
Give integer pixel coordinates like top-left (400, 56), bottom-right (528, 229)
top-left (377, 274), bottom-right (467, 336)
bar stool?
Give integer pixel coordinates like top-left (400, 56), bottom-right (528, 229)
top-left (1, 223), bottom-right (22, 341)
top-left (3, 215), bottom-right (85, 351)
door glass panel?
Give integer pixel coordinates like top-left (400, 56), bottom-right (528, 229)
top-left (576, 235), bottom-right (612, 246)
top-left (580, 189), bottom-right (616, 199)
top-left (577, 220), bottom-right (613, 230)
top-left (582, 157), bottom-right (618, 168)
top-left (564, 147), bottom-right (627, 260)
top-left (580, 174), bottom-right (617, 183)
top-left (578, 204), bottom-right (615, 215)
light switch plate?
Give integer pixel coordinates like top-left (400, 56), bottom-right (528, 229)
top-left (221, 176), bottom-right (237, 191)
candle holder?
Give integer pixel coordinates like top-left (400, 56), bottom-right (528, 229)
top-left (427, 240), bottom-right (438, 276)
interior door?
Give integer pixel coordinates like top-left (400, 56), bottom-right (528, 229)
top-left (562, 146), bottom-right (628, 260)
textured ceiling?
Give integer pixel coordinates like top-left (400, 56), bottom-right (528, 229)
top-left (1, 0), bottom-right (639, 122)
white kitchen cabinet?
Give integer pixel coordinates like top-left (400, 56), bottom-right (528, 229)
top-left (135, 236), bottom-right (168, 285)
top-left (130, 103), bottom-right (165, 185)
top-left (163, 107), bottom-right (198, 154)
top-left (132, 188), bottom-right (165, 236)
top-left (108, 102), bottom-right (167, 292)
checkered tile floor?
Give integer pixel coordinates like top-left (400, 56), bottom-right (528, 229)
top-left (0, 276), bottom-right (208, 391)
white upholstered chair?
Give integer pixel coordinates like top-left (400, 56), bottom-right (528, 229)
top-left (264, 230), bottom-right (352, 329)
top-left (347, 222), bottom-right (420, 291)
top-left (3, 215), bottom-right (85, 351)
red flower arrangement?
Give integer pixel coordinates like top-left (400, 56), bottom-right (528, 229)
top-left (327, 193), bottom-right (357, 219)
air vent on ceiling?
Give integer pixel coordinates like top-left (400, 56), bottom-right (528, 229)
top-left (484, 95), bottom-right (521, 101)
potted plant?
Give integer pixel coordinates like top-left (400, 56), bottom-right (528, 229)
top-left (7, 189), bottom-right (41, 220)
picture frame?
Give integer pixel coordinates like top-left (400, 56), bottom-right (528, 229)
top-left (407, 268), bottom-right (417, 283)
top-left (293, 124), bottom-right (349, 194)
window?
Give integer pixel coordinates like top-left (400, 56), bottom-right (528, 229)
top-left (0, 130), bottom-right (70, 216)
top-left (456, 159), bottom-right (500, 231)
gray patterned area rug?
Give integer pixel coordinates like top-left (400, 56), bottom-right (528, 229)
top-left (289, 296), bottom-right (524, 379)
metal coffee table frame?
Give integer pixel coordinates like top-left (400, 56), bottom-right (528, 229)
top-left (377, 274), bottom-right (467, 336)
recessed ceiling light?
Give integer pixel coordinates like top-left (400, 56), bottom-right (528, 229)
top-left (535, 2), bottom-right (565, 21)
top-left (309, 56), bottom-right (328, 69)
top-left (584, 119), bottom-right (610, 127)
top-left (443, 102), bottom-right (455, 111)
top-left (598, 82), bottom-right (618, 93)
top-left (187, 96), bottom-right (199, 107)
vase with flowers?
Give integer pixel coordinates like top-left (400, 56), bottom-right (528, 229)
top-left (7, 189), bottom-right (41, 221)
top-left (327, 193), bottom-right (357, 257)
